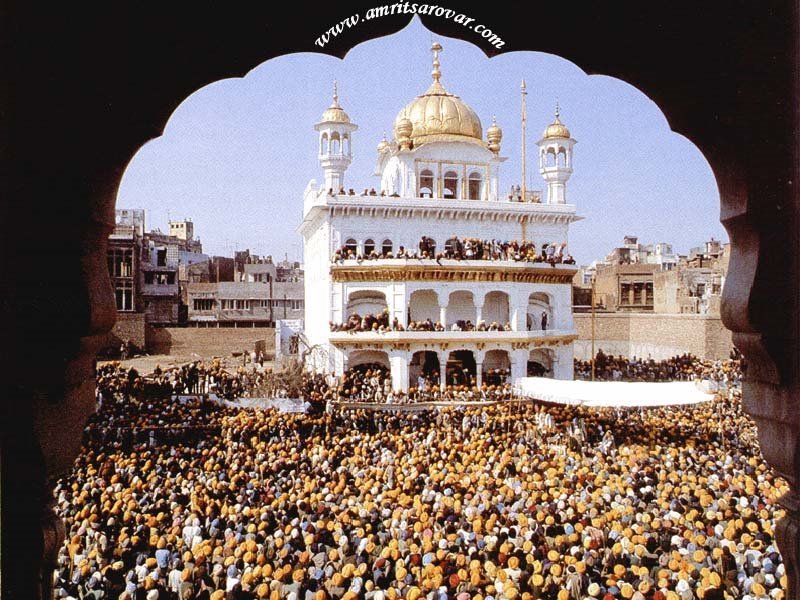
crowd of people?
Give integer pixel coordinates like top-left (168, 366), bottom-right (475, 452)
top-left (329, 311), bottom-right (513, 334)
top-left (332, 236), bottom-right (575, 266)
top-left (54, 355), bottom-right (786, 600)
top-left (330, 311), bottom-right (400, 333)
top-left (327, 363), bottom-right (513, 405)
top-left (98, 360), bottom-right (330, 407)
top-left (574, 352), bottom-right (743, 387)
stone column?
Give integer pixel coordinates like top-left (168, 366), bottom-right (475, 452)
top-left (510, 349), bottom-right (529, 383)
top-left (475, 349), bottom-right (485, 389)
top-left (475, 302), bottom-right (483, 327)
top-left (509, 294), bottom-right (526, 332)
top-left (553, 344), bottom-right (574, 380)
top-left (438, 351), bottom-right (448, 390)
top-left (439, 303), bottom-right (448, 329)
top-left (389, 351), bottom-right (409, 393)
top-left (337, 351), bottom-right (349, 377)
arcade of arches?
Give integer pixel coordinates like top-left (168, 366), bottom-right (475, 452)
top-left (3, 4), bottom-right (798, 599)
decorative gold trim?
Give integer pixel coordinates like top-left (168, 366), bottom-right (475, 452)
top-left (331, 264), bottom-right (577, 284)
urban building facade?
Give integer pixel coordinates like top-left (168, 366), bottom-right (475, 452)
top-left (106, 210), bottom-right (206, 345)
top-left (300, 44), bottom-right (580, 392)
top-left (574, 236), bottom-right (729, 316)
top-left (186, 281), bottom-right (304, 326)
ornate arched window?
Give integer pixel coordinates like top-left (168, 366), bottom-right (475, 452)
top-left (468, 172), bottom-right (482, 200)
top-left (419, 169), bottom-right (434, 197)
top-left (443, 170), bottom-right (458, 199)
top-left (364, 238), bottom-right (375, 256)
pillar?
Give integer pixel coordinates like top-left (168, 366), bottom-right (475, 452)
top-left (511, 298), bottom-right (527, 332)
top-left (475, 303), bottom-right (483, 327)
top-left (475, 349), bottom-right (485, 389)
top-left (553, 344), bottom-right (574, 380)
top-left (337, 351), bottom-right (349, 377)
top-left (510, 349), bottom-right (529, 384)
top-left (438, 351), bottom-right (448, 390)
top-left (389, 351), bottom-right (409, 393)
top-left (439, 303), bottom-right (448, 328)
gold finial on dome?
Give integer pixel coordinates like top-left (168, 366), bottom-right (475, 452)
top-left (487, 115), bottom-right (502, 154)
top-left (377, 131), bottom-right (390, 153)
top-left (542, 102), bottom-right (571, 140)
top-left (394, 118), bottom-right (413, 151)
top-left (431, 41), bottom-right (443, 83)
top-left (320, 80), bottom-right (351, 123)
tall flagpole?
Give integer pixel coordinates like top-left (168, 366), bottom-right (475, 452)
top-left (521, 79), bottom-right (527, 203)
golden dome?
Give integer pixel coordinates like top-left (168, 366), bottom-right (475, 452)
top-left (393, 43), bottom-right (484, 148)
top-left (542, 104), bottom-right (570, 140)
top-left (319, 81), bottom-right (351, 124)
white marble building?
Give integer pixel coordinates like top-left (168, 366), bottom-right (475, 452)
top-left (299, 43), bottom-right (581, 392)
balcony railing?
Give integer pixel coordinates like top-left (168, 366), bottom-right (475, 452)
top-left (328, 328), bottom-right (576, 344)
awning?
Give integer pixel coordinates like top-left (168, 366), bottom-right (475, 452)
top-left (513, 377), bottom-right (715, 407)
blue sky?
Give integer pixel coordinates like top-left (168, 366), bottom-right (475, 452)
top-left (117, 18), bottom-right (726, 264)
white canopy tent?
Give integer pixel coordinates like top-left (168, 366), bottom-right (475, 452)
top-left (514, 377), bottom-right (715, 408)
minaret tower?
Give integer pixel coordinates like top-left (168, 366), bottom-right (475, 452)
top-left (315, 81), bottom-right (358, 192)
top-left (537, 103), bottom-right (576, 204)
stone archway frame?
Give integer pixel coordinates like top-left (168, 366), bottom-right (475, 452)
top-left (4, 5), bottom-right (797, 599)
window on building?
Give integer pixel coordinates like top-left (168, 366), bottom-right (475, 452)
top-left (344, 238), bottom-right (357, 256)
top-left (144, 272), bottom-right (154, 284)
top-left (156, 248), bottom-right (167, 266)
top-left (114, 280), bottom-right (133, 311)
top-left (468, 172), bottom-right (482, 200)
top-left (419, 169), bottom-right (434, 197)
top-left (107, 248), bottom-right (133, 278)
top-left (364, 239), bottom-right (375, 256)
top-left (443, 171), bottom-right (459, 199)
top-left (193, 298), bottom-right (215, 311)
top-left (382, 239), bottom-right (393, 255)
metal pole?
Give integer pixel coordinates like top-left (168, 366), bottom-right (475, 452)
top-left (269, 276), bottom-right (274, 326)
top-left (521, 79), bottom-right (528, 205)
top-left (591, 275), bottom-right (596, 381)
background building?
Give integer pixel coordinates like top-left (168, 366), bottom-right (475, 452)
top-left (186, 280), bottom-right (304, 327)
top-left (104, 210), bottom-right (205, 352)
top-left (574, 235), bottom-right (729, 316)
top-left (571, 236), bottom-right (733, 360)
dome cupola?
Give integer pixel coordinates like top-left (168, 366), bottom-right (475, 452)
top-left (392, 42), bottom-right (484, 149)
